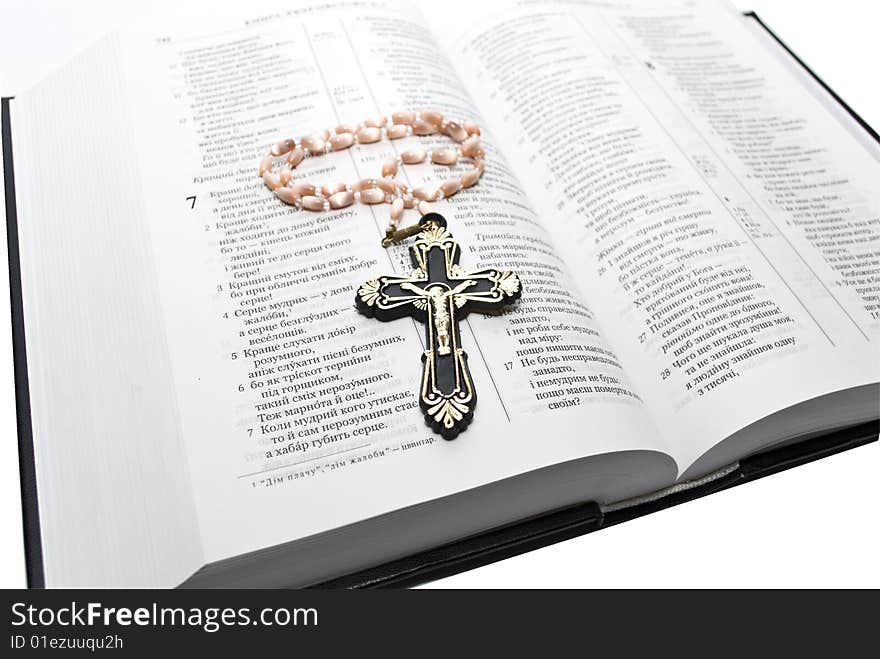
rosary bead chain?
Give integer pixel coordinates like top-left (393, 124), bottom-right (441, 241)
top-left (259, 110), bottom-right (484, 243)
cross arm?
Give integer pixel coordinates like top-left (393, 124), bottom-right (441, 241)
top-left (448, 267), bottom-right (522, 314)
top-left (355, 272), bottom-right (430, 321)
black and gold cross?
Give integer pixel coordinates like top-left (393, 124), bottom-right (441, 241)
top-left (356, 214), bottom-right (522, 439)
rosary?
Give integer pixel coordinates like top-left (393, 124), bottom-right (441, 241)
top-left (260, 110), bottom-right (522, 439)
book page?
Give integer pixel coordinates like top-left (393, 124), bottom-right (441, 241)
top-left (449, 0), bottom-right (879, 472)
top-left (8, 35), bottom-right (204, 587)
top-left (120, 1), bottom-right (671, 563)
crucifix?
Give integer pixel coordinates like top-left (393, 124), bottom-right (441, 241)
top-left (356, 214), bottom-right (522, 439)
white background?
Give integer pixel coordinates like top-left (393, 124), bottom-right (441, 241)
top-left (0, 0), bottom-right (877, 588)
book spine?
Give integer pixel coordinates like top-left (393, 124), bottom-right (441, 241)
top-left (3, 97), bottom-right (45, 589)
top-left (745, 12), bottom-right (879, 143)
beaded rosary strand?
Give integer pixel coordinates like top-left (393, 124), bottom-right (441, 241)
top-left (259, 109), bottom-right (484, 246)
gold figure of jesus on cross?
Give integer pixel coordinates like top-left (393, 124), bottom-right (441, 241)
top-left (356, 215), bottom-right (522, 439)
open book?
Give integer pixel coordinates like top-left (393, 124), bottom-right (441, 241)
top-left (4, 0), bottom-right (878, 588)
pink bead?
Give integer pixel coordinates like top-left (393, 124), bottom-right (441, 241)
top-left (431, 149), bottom-right (458, 165)
top-left (401, 148), bottom-right (426, 164)
top-left (322, 182), bottom-right (347, 196)
top-left (301, 134), bottom-right (325, 152)
top-left (301, 195), bottom-right (325, 211)
top-left (329, 191), bottom-right (354, 209)
top-left (413, 187), bottom-right (437, 201)
top-left (360, 188), bottom-right (385, 204)
top-left (422, 110), bottom-right (443, 125)
top-left (289, 181), bottom-right (316, 196)
top-left (412, 119), bottom-right (436, 136)
top-left (274, 188), bottom-right (300, 205)
top-left (279, 166), bottom-right (293, 186)
top-left (376, 178), bottom-right (398, 194)
top-left (353, 179), bottom-right (376, 192)
top-left (461, 168), bottom-right (481, 188)
top-left (356, 127), bottom-right (382, 144)
top-left (262, 172), bottom-right (281, 190)
top-left (287, 147), bottom-right (304, 167)
top-left (392, 111), bottom-right (415, 124)
top-left (270, 139), bottom-right (296, 156)
top-left (386, 124), bottom-right (408, 139)
top-left (390, 197), bottom-right (404, 220)
top-left (440, 178), bottom-right (461, 197)
top-left (330, 133), bottom-right (354, 150)
top-left (444, 121), bottom-right (468, 143)
top-left (461, 135), bottom-right (481, 158)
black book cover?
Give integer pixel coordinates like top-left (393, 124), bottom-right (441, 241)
top-left (3, 13), bottom-right (878, 589)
